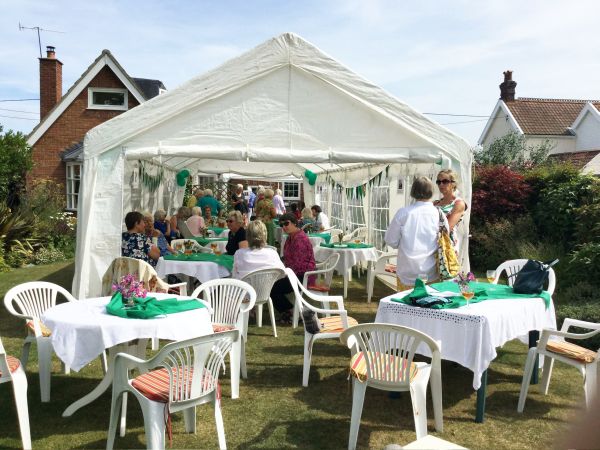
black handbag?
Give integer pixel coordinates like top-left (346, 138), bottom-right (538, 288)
top-left (512, 259), bottom-right (559, 294)
top-left (302, 309), bottom-right (321, 334)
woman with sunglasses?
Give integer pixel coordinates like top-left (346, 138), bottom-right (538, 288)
top-left (271, 212), bottom-right (316, 324)
top-left (225, 211), bottom-right (247, 255)
top-left (434, 169), bottom-right (467, 252)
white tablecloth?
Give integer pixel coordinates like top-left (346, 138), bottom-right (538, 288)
top-left (155, 257), bottom-right (230, 282)
top-left (279, 234), bottom-right (326, 256)
top-left (42, 293), bottom-right (213, 371)
top-left (313, 245), bottom-right (378, 274)
top-left (375, 292), bottom-right (556, 390)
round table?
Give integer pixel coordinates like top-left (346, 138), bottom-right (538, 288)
top-left (313, 245), bottom-right (378, 297)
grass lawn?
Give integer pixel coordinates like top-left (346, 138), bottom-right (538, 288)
top-left (0, 260), bottom-right (586, 449)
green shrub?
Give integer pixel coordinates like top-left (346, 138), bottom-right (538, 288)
top-left (5, 239), bottom-right (36, 268)
top-left (34, 247), bottom-right (66, 265)
top-left (568, 242), bottom-right (600, 286)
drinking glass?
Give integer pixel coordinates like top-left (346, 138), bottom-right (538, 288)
top-left (461, 286), bottom-right (474, 306)
top-left (486, 270), bottom-right (496, 284)
top-left (210, 243), bottom-right (217, 253)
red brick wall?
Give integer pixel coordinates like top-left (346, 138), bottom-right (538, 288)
top-left (30, 65), bottom-right (140, 187)
top-left (39, 57), bottom-right (63, 119)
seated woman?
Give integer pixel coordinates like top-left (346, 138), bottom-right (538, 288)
top-left (153, 209), bottom-right (170, 238)
top-left (299, 207), bottom-right (315, 231)
top-left (225, 211), bottom-right (247, 255)
top-left (143, 211), bottom-right (173, 257)
top-left (270, 212), bottom-right (316, 324)
top-left (232, 220), bottom-right (284, 279)
top-left (186, 206), bottom-right (206, 236)
top-left (122, 211), bottom-right (160, 267)
top-left (169, 206), bottom-right (191, 240)
top-left (311, 204), bottom-right (330, 232)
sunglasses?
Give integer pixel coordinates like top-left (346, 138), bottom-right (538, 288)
top-left (226, 219), bottom-right (234, 223)
top-left (436, 179), bottom-right (453, 185)
top-left (280, 221), bottom-right (291, 226)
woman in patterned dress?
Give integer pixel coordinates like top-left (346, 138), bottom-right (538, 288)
top-left (433, 169), bottom-right (467, 253)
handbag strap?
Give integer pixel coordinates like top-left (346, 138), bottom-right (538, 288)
top-left (437, 208), bottom-right (448, 232)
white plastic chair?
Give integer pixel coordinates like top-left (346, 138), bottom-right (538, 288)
top-left (292, 253), bottom-right (340, 328)
top-left (241, 268), bottom-right (285, 338)
top-left (492, 259), bottom-right (556, 295)
top-left (518, 318), bottom-right (600, 412)
top-left (325, 228), bottom-right (344, 241)
top-left (171, 239), bottom-right (213, 254)
top-left (342, 227), bottom-right (368, 243)
top-left (191, 279), bottom-right (256, 399)
top-left (366, 250), bottom-right (398, 302)
top-left (340, 323), bottom-right (443, 448)
top-left (0, 336), bottom-right (31, 450)
top-left (285, 268), bottom-right (358, 386)
top-left (4, 281), bottom-right (77, 402)
top-left (178, 221), bottom-right (196, 239)
top-left (107, 330), bottom-right (238, 450)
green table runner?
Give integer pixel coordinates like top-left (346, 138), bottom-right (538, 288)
top-left (392, 280), bottom-right (551, 309)
top-left (106, 292), bottom-right (205, 319)
top-left (208, 226), bottom-right (226, 235)
top-left (191, 237), bottom-right (228, 246)
top-left (319, 242), bottom-right (373, 249)
top-left (164, 252), bottom-right (234, 271)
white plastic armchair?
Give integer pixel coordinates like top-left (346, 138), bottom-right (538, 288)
top-left (342, 227), bottom-right (368, 243)
top-left (518, 318), bottom-right (600, 412)
top-left (107, 330), bottom-right (238, 450)
top-left (241, 268), bottom-right (285, 338)
top-left (366, 250), bottom-right (398, 302)
top-left (178, 220), bottom-right (196, 239)
top-left (285, 268), bottom-right (358, 387)
top-left (0, 336), bottom-right (31, 450)
top-left (292, 253), bottom-right (341, 328)
top-left (171, 239), bottom-right (213, 254)
top-left (324, 228), bottom-right (344, 240)
top-left (191, 279), bottom-right (256, 399)
top-left (340, 323), bottom-right (443, 448)
top-left (4, 281), bottom-right (77, 402)
top-left (492, 259), bottom-right (556, 295)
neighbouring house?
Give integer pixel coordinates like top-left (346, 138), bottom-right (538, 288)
top-left (26, 46), bottom-right (166, 210)
top-left (478, 71), bottom-right (600, 174)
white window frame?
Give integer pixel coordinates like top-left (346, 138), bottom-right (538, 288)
top-left (369, 176), bottom-right (390, 251)
top-left (87, 87), bottom-right (128, 110)
top-left (66, 162), bottom-right (82, 211)
top-left (283, 181), bottom-right (300, 201)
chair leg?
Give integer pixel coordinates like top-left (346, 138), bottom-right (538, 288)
top-left (100, 351), bottom-right (109, 375)
top-left (584, 363), bottom-right (597, 410)
top-left (230, 340), bottom-right (241, 399)
top-left (366, 270), bottom-right (374, 303)
top-left (214, 394), bottom-right (227, 450)
top-left (119, 392), bottom-right (128, 437)
top-left (430, 369), bottom-right (443, 432)
top-left (140, 402), bottom-right (166, 450)
top-left (37, 336), bottom-right (53, 402)
top-left (11, 369), bottom-right (32, 450)
top-left (106, 390), bottom-right (124, 450)
top-left (410, 381), bottom-right (429, 439)
top-left (540, 355), bottom-right (554, 395)
top-left (21, 341), bottom-right (32, 369)
top-left (151, 338), bottom-right (159, 351)
top-left (292, 299), bottom-right (299, 329)
top-left (267, 299), bottom-right (277, 338)
top-left (517, 347), bottom-right (538, 412)
top-left (183, 406), bottom-right (197, 433)
top-left (302, 334), bottom-right (314, 387)
top-left (257, 304), bottom-right (263, 328)
top-left (62, 361), bottom-right (71, 375)
top-left (240, 335), bottom-right (248, 380)
top-left (348, 378), bottom-right (367, 450)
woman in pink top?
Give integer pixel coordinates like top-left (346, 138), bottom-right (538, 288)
top-left (186, 206), bottom-right (206, 236)
top-left (271, 212), bottom-right (316, 323)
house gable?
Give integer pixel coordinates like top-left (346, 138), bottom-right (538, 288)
top-left (478, 100), bottom-right (523, 146)
top-left (572, 103), bottom-right (600, 151)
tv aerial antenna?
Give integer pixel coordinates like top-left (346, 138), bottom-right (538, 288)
top-left (19, 22), bottom-right (65, 58)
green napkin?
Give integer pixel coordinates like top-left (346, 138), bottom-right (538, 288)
top-left (319, 242), bottom-right (373, 249)
top-left (208, 226), bottom-right (226, 235)
top-left (191, 237), bottom-right (228, 246)
top-left (407, 278), bottom-right (429, 300)
top-left (163, 252), bottom-right (234, 271)
top-left (391, 281), bottom-right (551, 309)
top-left (106, 292), bottom-right (205, 319)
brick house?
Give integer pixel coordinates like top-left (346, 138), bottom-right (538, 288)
top-left (26, 46), bottom-right (166, 210)
top-left (478, 71), bottom-right (600, 174)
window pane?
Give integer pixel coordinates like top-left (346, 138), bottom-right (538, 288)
top-left (92, 91), bottom-right (125, 106)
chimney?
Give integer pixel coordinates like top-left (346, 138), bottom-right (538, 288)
top-left (39, 45), bottom-right (63, 119)
top-left (499, 70), bottom-right (517, 102)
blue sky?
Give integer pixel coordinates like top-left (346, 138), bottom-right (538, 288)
top-left (2, 0), bottom-right (599, 145)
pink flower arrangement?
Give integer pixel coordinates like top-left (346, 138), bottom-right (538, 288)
top-left (112, 274), bottom-right (147, 300)
top-left (454, 271), bottom-right (475, 290)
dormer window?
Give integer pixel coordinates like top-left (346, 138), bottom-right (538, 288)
top-left (88, 87), bottom-right (128, 110)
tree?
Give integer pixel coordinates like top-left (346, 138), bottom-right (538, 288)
top-left (0, 125), bottom-right (32, 208)
top-left (475, 132), bottom-right (553, 168)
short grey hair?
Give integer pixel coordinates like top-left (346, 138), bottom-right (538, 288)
top-left (236, 183), bottom-right (244, 190)
top-left (275, 188), bottom-right (282, 196)
top-left (410, 176), bottom-right (434, 201)
top-left (154, 209), bottom-right (167, 221)
top-left (228, 210), bottom-right (244, 224)
top-left (191, 206), bottom-right (202, 216)
top-left (246, 220), bottom-right (267, 249)
top-left (264, 188), bottom-right (274, 199)
top-left (204, 188), bottom-right (213, 197)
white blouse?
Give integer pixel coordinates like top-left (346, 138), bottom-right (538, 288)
top-left (384, 201), bottom-right (447, 285)
top-left (232, 247), bottom-right (285, 280)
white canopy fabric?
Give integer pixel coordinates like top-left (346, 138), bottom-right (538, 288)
top-left (73, 32), bottom-right (472, 298)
